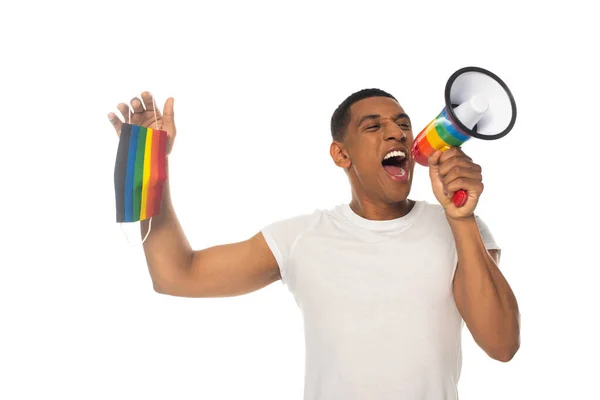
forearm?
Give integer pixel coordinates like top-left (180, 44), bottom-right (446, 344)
top-left (449, 215), bottom-right (520, 361)
top-left (140, 158), bottom-right (193, 291)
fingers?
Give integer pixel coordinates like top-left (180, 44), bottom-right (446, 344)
top-left (117, 103), bottom-right (131, 122)
top-left (111, 93), bottom-right (172, 139)
top-left (441, 165), bottom-right (483, 200)
top-left (141, 91), bottom-right (162, 118)
top-left (438, 152), bottom-right (481, 177)
top-left (436, 147), bottom-right (483, 198)
top-left (130, 97), bottom-right (145, 114)
top-left (442, 173), bottom-right (483, 198)
top-left (445, 178), bottom-right (484, 196)
top-left (439, 147), bottom-right (472, 164)
top-left (107, 112), bottom-right (123, 135)
top-left (441, 164), bottom-right (482, 185)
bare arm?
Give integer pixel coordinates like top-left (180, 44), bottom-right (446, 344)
top-left (450, 215), bottom-right (521, 362)
top-left (139, 160), bottom-right (280, 297)
top-left (109, 93), bottom-right (280, 298)
top-left (427, 147), bottom-right (520, 362)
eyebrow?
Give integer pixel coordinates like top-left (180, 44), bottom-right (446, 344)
top-left (357, 113), bottom-right (411, 127)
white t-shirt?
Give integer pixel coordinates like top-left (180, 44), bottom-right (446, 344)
top-left (261, 200), bottom-right (499, 400)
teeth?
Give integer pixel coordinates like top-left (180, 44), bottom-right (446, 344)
top-left (383, 150), bottom-right (406, 160)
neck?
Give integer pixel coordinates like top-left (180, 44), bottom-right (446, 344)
top-left (348, 196), bottom-right (415, 221)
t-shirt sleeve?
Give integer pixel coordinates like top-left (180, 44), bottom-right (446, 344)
top-left (475, 215), bottom-right (500, 251)
top-left (260, 210), bottom-right (320, 285)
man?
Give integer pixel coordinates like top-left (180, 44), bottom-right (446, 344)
top-left (108, 89), bottom-right (520, 399)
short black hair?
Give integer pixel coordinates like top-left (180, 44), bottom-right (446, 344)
top-left (330, 88), bottom-right (397, 142)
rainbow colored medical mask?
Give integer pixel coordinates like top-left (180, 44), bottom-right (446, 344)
top-left (114, 105), bottom-right (167, 244)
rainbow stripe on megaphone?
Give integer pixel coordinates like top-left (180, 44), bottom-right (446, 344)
top-left (411, 107), bottom-right (472, 166)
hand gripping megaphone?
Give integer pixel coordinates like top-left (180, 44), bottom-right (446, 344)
top-left (411, 66), bottom-right (517, 207)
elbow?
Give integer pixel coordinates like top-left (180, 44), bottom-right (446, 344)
top-left (483, 314), bottom-right (521, 362)
top-left (150, 260), bottom-right (193, 296)
top-left (151, 275), bottom-right (178, 295)
top-left (152, 274), bottom-right (194, 297)
top-left (488, 341), bottom-right (520, 362)
top-left (153, 280), bottom-right (169, 295)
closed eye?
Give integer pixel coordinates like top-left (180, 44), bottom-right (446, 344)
top-left (367, 124), bottom-right (380, 131)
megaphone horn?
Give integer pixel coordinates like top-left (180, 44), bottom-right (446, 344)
top-left (411, 66), bottom-right (517, 207)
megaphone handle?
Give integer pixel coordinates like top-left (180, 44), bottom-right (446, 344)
top-left (452, 189), bottom-right (468, 207)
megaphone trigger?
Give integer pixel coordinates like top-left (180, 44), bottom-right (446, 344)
top-left (452, 189), bottom-right (469, 208)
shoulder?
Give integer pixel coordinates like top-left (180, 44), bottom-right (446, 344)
top-left (261, 208), bottom-right (324, 235)
top-left (418, 200), bottom-right (500, 250)
top-left (259, 208), bottom-right (326, 285)
top-left (259, 208), bottom-right (326, 260)
top-left (415, 200), bottom-right (494, 226)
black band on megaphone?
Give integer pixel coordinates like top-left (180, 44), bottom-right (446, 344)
top-left (444, 66), bottom-right (517, 141)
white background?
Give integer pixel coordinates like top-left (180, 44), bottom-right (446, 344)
top-left (1, 0), bottom-right (598, 399)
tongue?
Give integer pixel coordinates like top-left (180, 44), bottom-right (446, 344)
top-left (383, 165), bottom-right (403, 176)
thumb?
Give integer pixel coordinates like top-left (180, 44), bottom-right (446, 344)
top-left (428, 150), bottom-right (442, 167)
top-left (162, 97), bottom-right (176, 133)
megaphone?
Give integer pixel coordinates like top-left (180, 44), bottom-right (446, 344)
top-left (411, 66), bottom-right (517, 207)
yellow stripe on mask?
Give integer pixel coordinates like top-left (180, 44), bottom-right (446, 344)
top-left (140, 128), bottom-right (153, 220)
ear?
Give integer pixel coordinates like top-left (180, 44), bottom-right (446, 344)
top-left (330, 141), bottom-right (351, 169)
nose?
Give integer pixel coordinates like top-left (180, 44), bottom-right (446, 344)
top-left (383, 122), bottom-right (407, 142)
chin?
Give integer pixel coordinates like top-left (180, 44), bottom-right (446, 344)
top-left (389, 190), bottom-right (411, 204)
top-left (383, 183), bottom-right (412, 204)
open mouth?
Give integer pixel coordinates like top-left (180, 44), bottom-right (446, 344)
top-left (381, 150), bottom-right (409, 180)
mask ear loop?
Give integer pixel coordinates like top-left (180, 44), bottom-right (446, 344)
top-left (119, 95), bottom-right (160, 246)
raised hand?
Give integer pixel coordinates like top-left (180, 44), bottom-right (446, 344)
top-left (428, 147), bottom-right (484, 220)
top-left (108, 91), bottom-right (176, 156)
